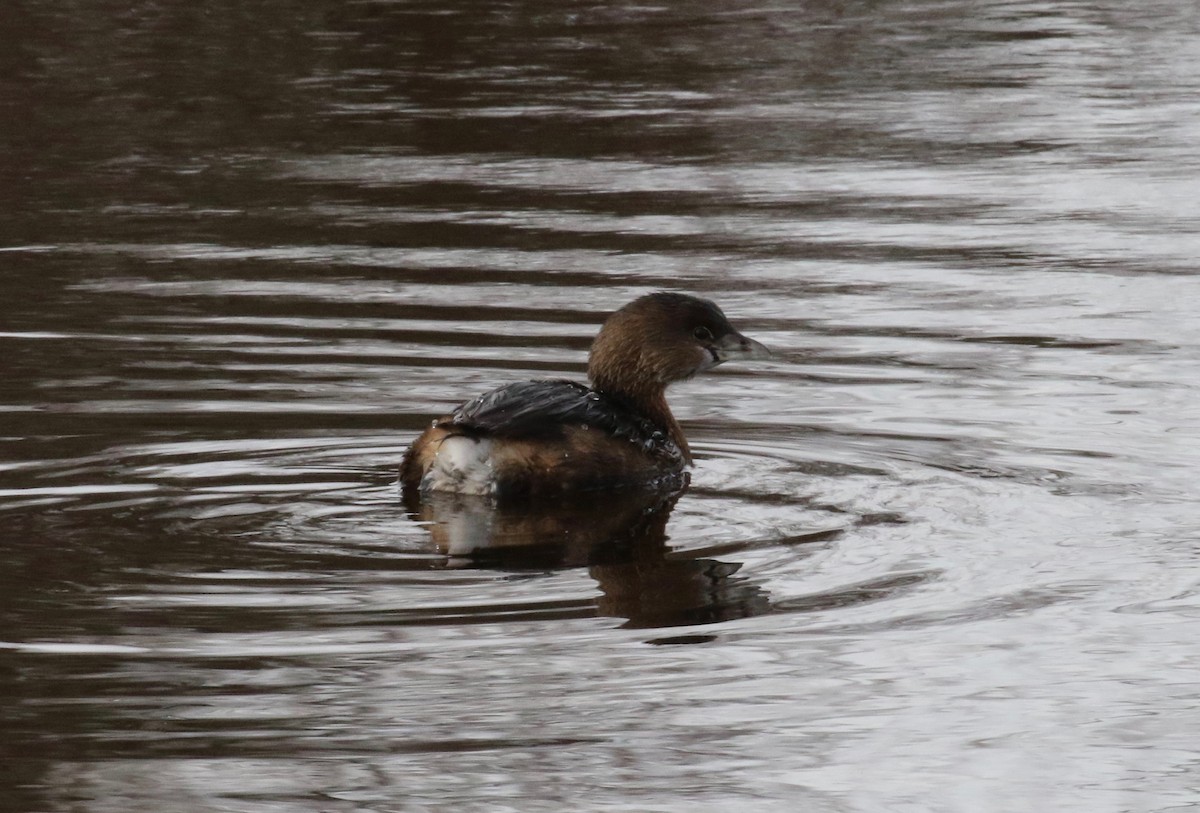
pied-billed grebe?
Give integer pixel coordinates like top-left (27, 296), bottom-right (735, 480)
top-left (401, 292), bottom-right (770, 498)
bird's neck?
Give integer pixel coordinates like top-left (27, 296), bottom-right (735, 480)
top-left (594, 380), bottom-right (691, 463)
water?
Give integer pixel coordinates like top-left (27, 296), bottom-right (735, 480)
top-left (3, 1), bottom-right (1200, 810)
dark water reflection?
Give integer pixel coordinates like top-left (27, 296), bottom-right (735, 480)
top-left (4, 0), bottom-right (1200, 811)
top-left (410, 484), bottom-right (775, 628)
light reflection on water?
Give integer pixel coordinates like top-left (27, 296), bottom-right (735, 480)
top-left (3, 1), bottom-right (1200, 811)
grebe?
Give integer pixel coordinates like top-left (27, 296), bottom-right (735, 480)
top-left (401, 292), bottom-right (770, 499)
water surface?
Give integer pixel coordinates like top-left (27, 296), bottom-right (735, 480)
top-left (3, 2), bottom-right (1200, 811)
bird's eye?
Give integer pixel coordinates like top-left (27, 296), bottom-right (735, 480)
top-left (693, 326), bottom-right (714, 342)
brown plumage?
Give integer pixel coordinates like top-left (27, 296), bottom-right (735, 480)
top-left (400, 292), bottom-right (770, 500)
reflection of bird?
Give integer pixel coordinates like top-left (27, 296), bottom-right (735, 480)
top-left (593, 556), bottom-right (770, 630)
top-left (408, 485), bottom-right (771, 629)
top-left (401, 293), bottom-right (770, 500)
top-left (409, 484), bottom-right (686, 565)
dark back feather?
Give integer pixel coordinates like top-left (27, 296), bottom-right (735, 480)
top-left (444, 379), bottom-right (679, 459)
